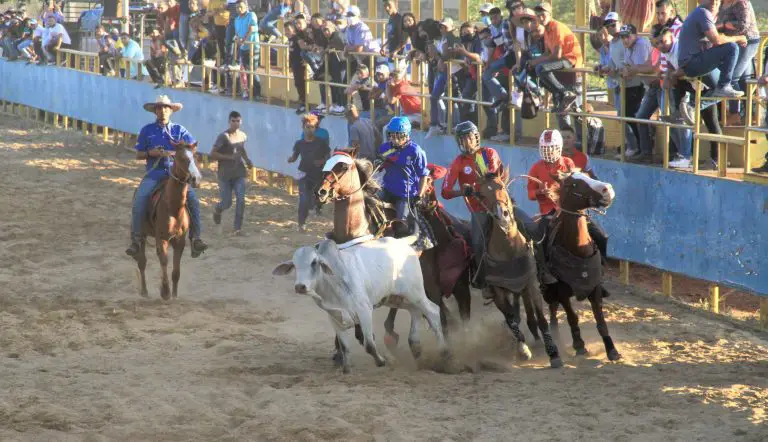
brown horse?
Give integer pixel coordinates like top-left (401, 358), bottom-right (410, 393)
top-left (133, 141), bottom-right (202, 300)
top-left (316, 150), bottom-right (472, 359)
top-left (541, 171), bottom-right (621, 361)
top-left (474, 166), bottom-right (563, 368)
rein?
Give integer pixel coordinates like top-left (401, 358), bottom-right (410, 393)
top-left (322, 162), bottom-right (382, 202)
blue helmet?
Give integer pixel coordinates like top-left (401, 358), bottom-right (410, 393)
top-left (385, 116), bottom-right (411, 136)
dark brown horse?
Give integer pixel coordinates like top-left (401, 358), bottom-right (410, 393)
top-left (474, 166), bottom-right (563, 368)
top-left (133, 141), bottom-right (202, 300)
top-left (541, 171), bottom-right (621, 361)
top-left (316, 150), bottom-right (472, 359)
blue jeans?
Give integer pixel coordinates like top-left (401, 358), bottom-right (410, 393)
top-left (482, 57), bottom-right (509, 102)
top-left (661, 90), bottom-right (692, 159)
top-left (298, 176), bottom-right (320, 225)
top-left (682, 42), bottom-right (739, 90)
top-left (379, 189), bottom-right (410, 221)
top-left (636, 84), bottom-right (661, 156)
top-left (224, 16), bottom-right (236, 64)
top-left (131, 175), bottom-right (202, 240)
top-left (730, 38), bottom-right (760, 114)
top-left (259, 7), bottom-right (284, 39)
top-left (429, 71), bottom-right (458, 128)
top-left (216, 177), bottom-right (246, 230)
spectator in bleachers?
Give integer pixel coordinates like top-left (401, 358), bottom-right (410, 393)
top-left (454, 22), bottom-right (483, 124)
top-left (529, 2), bottom-right (581, 112)
top-left (95, 24), bottom-right (117, 75)
top-left (381, 0), bottom-right (406, 64)
top-left (119, 32), bottom-right (147, 79)
top-left (161, 0), bottom-right (183, 56)
top-left (677, 0), bottom-right (747, 98)
top-left (40, 14), bottom-right (70, 65)
top-left (39, 1), bottom-right (64, 25)
top-left (260, 1), bottom-right (291, 41)
top-left (481, 7), bottom-right (512, 110)
top-left (145, 29), bottom-right (169, 86)
top-left (425, 17), bottom-right (460, 139)
top-left (617, 24), bottom-right (653, 161)
top-left (343, 5), bottom-right (381, 74)
top-left (223, 0), bottom-right (239, 63)
top-left (560, 124), bottom-right (595, 177)
top-left (15, 18), bottom-right (38, 62)
top-left (346, 104), bottom-right (378, 161)
top-left (285, 16), bottom-right (314, 113)
top-left (208, 0), bottom-right (229, 62)
top-left (478, 3), bottom-right (494, 26)
top-left (327, 0), bottom-right (349, 23)
top-left (315, 20), bottom-right (347, 115)
top-left (386, 68), bottom-right (422, 124)
top-left (232, 0), bottom-right (261, 100)
top-left (716, 0), bottom-right (760, 118)
top-left (179, 0), bottom-right (197, 53)
top-left (659, 24), bottom-right (724, 170)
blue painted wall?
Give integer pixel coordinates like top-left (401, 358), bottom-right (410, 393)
top-left (1, 61), bottom-right (766, 295)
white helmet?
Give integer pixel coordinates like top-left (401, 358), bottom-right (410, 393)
top-left (539, 129), bottom-right (563, 163)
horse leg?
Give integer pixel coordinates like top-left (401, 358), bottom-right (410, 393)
top-left (528, 282), bottom-right (563, 368)
top-left (156, 239), bottom-right (171, 300)
top-left (521, 292), bottom-right (541, 342)
top-left (358, 308), bottom-right (386, 367)
top-left (589, 287), bottom-right (621, 361)
top-left (383, 308), bottom-right (400, 351)
top-left (453, 276), bottom-right (472, 326)
top-left (137, 239), bottom-right (149, 298)
top-left (492, 287), bottom-right (532, 361)
top-left (562, 296), bottom-right (587, 355)
top-left (171, 237), bottom-right (184, 298)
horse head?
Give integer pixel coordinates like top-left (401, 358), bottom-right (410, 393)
top-left (317, 147), bottom-right (369, 204)
top-left (554, 171), bottom-right (615, 213)
top-left (169, 140), bottom-right (202, 188)
top-left (419, 164), bottom-right (447, 213)
top-left (474, 164), bottom-right (516, 234)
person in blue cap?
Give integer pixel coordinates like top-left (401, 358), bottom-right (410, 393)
top-left (376, 116), bottom-right (429, 221)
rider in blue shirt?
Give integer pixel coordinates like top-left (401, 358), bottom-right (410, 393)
top-left (377, 116), bottom-right (429, 220)
top-left (125, 95), bottom-right (208, 258)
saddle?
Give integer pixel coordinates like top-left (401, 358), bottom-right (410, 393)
top-left (543, 216), bottom-right (603, 301)
top-left (428, 205), bottom-right (472, 297)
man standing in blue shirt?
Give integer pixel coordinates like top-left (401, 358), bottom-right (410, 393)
top-left (377, 116), bottom-right (429, 221)
top-left (233, 0), bottom-right (261, 100)
top-left (126, 96), bottom-right (209, 258)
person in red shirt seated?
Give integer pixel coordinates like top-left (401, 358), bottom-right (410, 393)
top-left (441, 121), bottom-right (537, 289)
top-left (560, 124), bottom-right (597, 179)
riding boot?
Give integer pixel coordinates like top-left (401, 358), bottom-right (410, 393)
top-left (125, 234), bottom-right (143, 257)
top-left (190, 238), bottom-right (209, 258)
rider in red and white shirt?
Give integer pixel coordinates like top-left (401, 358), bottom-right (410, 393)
top-left (527, 129), bottom-right (576, 216)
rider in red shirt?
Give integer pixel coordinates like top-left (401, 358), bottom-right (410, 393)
top-left (442, 121), bottom-right (537, 289)
top-left (527, 129), bottom-right (576, 216)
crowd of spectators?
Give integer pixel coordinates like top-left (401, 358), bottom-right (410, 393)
top-left (1, 0), bottom-right (767, 173)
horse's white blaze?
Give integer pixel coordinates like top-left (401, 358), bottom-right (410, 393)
top-left (323, 154), bottom-right (354, 172)
top-left (185, 149), bottom-right (202, 180)
top-left (572, 172), bottom-right (615, 203)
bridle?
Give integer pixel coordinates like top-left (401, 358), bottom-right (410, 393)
top-left (168, 148), bottom-right (195, 184)
top-left (320, 161), bottom-right (381, 201)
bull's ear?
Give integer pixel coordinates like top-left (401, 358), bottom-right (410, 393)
top-left (272, 261), bottom-right (295, 275)
top-left (318, 259), bottom-right (334, 276)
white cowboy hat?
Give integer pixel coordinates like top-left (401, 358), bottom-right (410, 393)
top-left (143, 95), bottom-right (183, 113)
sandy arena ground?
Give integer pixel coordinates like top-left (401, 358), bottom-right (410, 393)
top-left (0, 114), bottom-right (766, 441)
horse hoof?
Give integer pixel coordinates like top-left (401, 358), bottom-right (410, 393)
top-left (375, 357), bottom-right (386, 367)
top-left (608, 349), bottom-right (622, 361)
top-left (550, 357), bottom-right (564, 369)
top-left (342, 365), bottom-right (351, 374)
top-left (575, 347), bottom-right (589, 356)
top-left (409, 342), bottom-right (422, 360)
top-left (160, 291), bottom-right (170, 301)
top-left (140, 290), bottom-right (149, 299)
top-left (332, 351), bottom-right (343, 366)
top-left (384, 332), bottom-right (399, 350)
top-left (518, 344), bottom-right (533, 361)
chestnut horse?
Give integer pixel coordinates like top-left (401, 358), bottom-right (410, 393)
top-left (316, 150), bottom-right (472, 359)
top-left (541, 171), bottom-right (621, 361)
top-left (474, 166), bottom-right (563, 368)
top-left (133, 141), bottom-right (202, 300)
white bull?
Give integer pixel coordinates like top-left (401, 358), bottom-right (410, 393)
top-left (272, 238), bottom-right (448, 373)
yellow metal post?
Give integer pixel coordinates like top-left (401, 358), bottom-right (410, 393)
top-left (434, 0), bottom-right (443, 20)
top-left (83, 120), bottom-right (88, 136)
top-left (477, 63), bottom-right (485, 142)
top-left (744, 82), bottom-right (754, 174)
top-left (202, 154), bottom-right (210, 169)
top-left (324, 52), bottom-right (331, 112)
top-left (620, 261), bottom-right (630, 285)
top-left (411, 0), bottom-right (420, 20)
top-left (662, 84), bottom-right (671, 168)
top-left (581, 71), bottom-right (588, 150)
top-left (692, 80), bottom-right (702, 174)
top-left (311, 0), bottom-right (320, 14)
top-left (63, 115), bottom-right (69, 130)
top-left (509, 74), bottom-right (516, 143)
top-left (249, 43), bottom-right (255, 100)
top-left (459, 0), bottom-right (468, 22)
top-left (103, 126), bottom-right (109, 142)
top-left (368, 0), bottom-right (378, 38)
top-left (709, 285), bottom-right (719, 313)
top-left (251, 167), bottom-right (258, 182)
top-left (447, 61), bottom-right (453, 135)
top-left (266, 44), bottom-right (272, 105)
top-left (662, 273), bottom-right (672, 296)
top-left (760, 299), bottom-right (768, 329)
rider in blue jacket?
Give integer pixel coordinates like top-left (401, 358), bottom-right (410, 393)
top-left (377, 116), bottom-right (429, 220)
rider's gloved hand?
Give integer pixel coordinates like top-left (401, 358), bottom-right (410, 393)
top-left (462, 184), bottom-right (475, 197)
